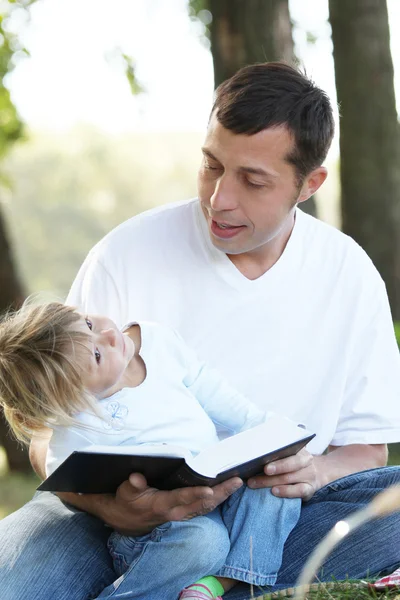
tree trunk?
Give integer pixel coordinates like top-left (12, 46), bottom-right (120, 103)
top-left (0, 209), bottom-right (24, 311)
top-left (0, 407), bottom-right (31, 472)
top-left (0, 208), bottom-right (31, 472)
top-left (329, 0), bottom-right (400, 319)
top-left (208, 0), bottom-right (295, 85)
top-left (208, 0), bottom-right (317, 216)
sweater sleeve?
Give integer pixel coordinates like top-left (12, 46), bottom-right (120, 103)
top-left (171, 329), bottom-right (269, 433)
top-left (46, 426), bottom-right (94, 476)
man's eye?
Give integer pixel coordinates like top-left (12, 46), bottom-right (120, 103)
top-left (246, 180), bottom-right (265, 189)
top-left (94, 349), bottom-right (101, 364)
top-left (204, 162), bottom-right (221, 171)
top-left (85, 318), bottom-right (93, 330)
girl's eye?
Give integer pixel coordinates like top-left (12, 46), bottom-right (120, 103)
top-left (85, 318), bottom-right (93, 330)
top-left (94, 349), bottom-right (101, 364)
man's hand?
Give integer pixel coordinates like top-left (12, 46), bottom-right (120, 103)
top-left (247, 448), bottom-right (319, 501)
top-left (79, 473), bottom-right (243, 536)
top-left (246, 444), bottom-right (387, 502)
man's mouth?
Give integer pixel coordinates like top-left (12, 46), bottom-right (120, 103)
top-left (210, 219), bottom-right (245, 239)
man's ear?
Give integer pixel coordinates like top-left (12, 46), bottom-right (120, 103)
top-left (297, 167), bottom-right (328, 204)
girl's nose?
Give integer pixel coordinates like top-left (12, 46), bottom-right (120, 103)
top-left (101, 328), bottom-right (117, 347)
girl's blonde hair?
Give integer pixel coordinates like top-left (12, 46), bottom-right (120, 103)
top-left (0, 301), bottom-right (96, 444)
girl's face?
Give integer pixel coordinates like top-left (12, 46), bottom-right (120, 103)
top-left (73, 314), bottom-right (135, 398)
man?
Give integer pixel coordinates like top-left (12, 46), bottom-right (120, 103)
top-left (1, 62), bottom-right (400, 600)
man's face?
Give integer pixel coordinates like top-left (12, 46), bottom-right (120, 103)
top-left (198, 114), bottom-right (305, 258)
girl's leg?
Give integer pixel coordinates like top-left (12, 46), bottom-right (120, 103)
top-left (217, 486), bottom-right (301, 588)
top-left (96, 512), bottom-right (230, 600)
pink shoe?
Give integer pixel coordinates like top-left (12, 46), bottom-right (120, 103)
top-left (178, 583), bottom-right (223, 599)
top-left (368, 567), bottom-right (400, 590)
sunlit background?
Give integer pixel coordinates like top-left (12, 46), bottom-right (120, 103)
top-left (5, 0), bottom-right (400, 133)
top-left (0, 0), bottom-right (398, 299)
top-left (0, 0), bottom-right (400, 521)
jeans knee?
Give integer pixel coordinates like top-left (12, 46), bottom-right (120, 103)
top-left (179, 515), bottom-right (230, 574)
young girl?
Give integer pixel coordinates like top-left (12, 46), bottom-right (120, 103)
top-left (0, 301), bottom-right (301, 600)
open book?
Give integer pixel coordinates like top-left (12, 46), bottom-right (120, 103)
top-left (38, 414), bottom-right (315, 494)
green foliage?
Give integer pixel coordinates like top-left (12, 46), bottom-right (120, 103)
top-left (188, 0), bottom-right (208, 20)
top-left (389, 444), bottom-right (400, 465)
top-left (2, 128), bottom-right (202, 298)
top-left (260, 586), bottom-right (400, 599)
top-left (0, 1), bottom-right (36, 159)
top-left (105, 47), bottom-right (144, 97)
top-left (121, 53), bottom-right (144, 96)
top-left (0, 473), bottom-right (39, 519)
top-left (188, 0), bottom-right (212, 44)
top-left (393, 322), bottom-right (400, 346)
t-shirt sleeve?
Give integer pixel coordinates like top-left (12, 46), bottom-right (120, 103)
top-left (331, 275), bottom-right (400, 446)
top-left (46, 426), bottom-right (94, 476)
top-left (170, 328), bottom-right (268, 433)
top-left (66, 247), bottom-right (125, 328)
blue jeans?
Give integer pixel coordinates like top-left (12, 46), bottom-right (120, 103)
top-left (0, 467), bottom-right (400, 600)
top-left (98, 487), bottom-right (300, 599)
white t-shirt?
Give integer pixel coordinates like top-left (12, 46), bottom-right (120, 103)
top-left (67, 199), bottom-right (400, 455)
top-left (46, 321), bottom-right (266, 476)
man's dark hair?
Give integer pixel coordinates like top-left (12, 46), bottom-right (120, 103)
top-left (211, 62), bottom-right (335, 182)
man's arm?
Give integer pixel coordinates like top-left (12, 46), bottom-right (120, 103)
top-left (30, 435), bottom-right (243, 536)
top-left (29, 429), bottom-right (53, 479)
top-left (247, 443), bottom-right (387, 501)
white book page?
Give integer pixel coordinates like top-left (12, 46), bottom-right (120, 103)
top-left (79, 443), bottom-right (192, 461)
top-left (191, 415), bottom-right (312, 478)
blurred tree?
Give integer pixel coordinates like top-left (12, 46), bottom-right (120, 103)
top-left (199, 0), bottom-right (295, 86)
top-left (6, 129), bottom-right (202, 296)
top-left (329, 0), bottom-right (400, 318)
top-left (189, 0), bottom-right (317, 216)
top-left (0, 0), bottom-right (37, 473)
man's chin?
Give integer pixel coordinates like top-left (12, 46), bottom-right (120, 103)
top-left (208, 234), bottom-right (247, 255)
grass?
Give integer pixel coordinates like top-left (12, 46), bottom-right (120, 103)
top-left (0, 447), bottom-right (39, 519)
top-left (0, 446), bottom-right (399, 599)
top-left (255, 582), bottom-right (400, 598)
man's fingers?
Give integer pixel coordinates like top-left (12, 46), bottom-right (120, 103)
top-left (247, 452), bottom-right (319, 501)
top-left (169, 495), bottom-right (217, 521)
top-left (119, 474), bottom-right (243, 524)
top-left (169, 478), bottom-right (243, 521)
top-left (271, 483), bottom-right (314, 500)
top-left (250, 470), bottom-right (306, 488)
top-left (161, 477), bottom-right (243, 513)
top-left (172, 485), bottom-right (214, 506)
top-left (265, 449), bottom-right (312, 476)
top-left (128, 472), bottom-right (150, 491)
top-left (115, 474), bottom-right (151, 503)
top-left (212, 477), bottom-right (243, 503)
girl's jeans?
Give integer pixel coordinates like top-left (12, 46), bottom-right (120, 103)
top-left (98, 487), bottom-right (300, 599)
top-left (0, 467), bottom-right (400, 600)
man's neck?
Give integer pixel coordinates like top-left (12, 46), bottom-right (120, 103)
top-left (227, 211), bottom-right (296, 280)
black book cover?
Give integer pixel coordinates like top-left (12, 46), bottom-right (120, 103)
top-left (38, 434), bottom-right (315, 494)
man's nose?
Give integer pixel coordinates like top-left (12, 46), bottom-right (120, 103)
top-left (101, 328), bottom-right (117, 347)
top-left (209, 175), bottom-right (237, 212)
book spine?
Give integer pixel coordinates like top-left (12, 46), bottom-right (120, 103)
top-left (166, 466), bottom-right (216, 489)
